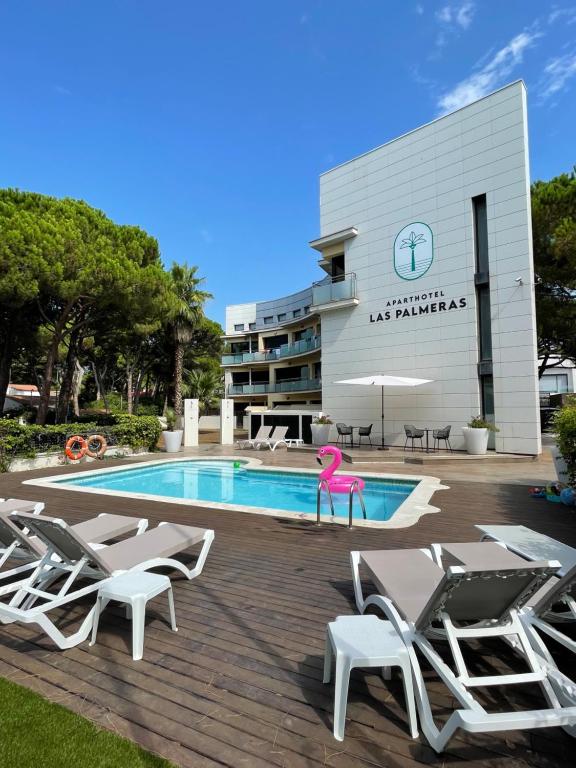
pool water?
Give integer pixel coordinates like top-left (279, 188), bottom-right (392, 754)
top-left (57, 460), bottom-right (418, 522)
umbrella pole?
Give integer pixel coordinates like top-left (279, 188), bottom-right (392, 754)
top-left (378, 385), bottom-right (388, 450)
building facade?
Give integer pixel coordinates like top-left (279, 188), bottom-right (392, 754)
top-left (223, 287), bottom-right (322, 420)
top-left (224, 81), bottom-right (541, 454)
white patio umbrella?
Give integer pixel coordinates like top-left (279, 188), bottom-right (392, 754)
top-left (335, 374), bottom-right (433, 449)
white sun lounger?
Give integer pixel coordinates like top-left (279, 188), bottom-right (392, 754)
top-left (476, 524), bottom-right (576, 577)
top-left (236, 425), bottom-right (272, 449)
top-left (0, 509), bottom-right (147, 584)
top-left (0, 512), bottom-right (214, 649)
top-left (463, 528), bottom-right (576, 711)
top-left (255, 425), bottom-right (289, 451)
top-left (351, 546), bottom-right (576, 752)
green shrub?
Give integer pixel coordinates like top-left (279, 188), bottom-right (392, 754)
top-left (110, 415), bottom-right (161, 451)
top-left (554, 404), bottom-right (576, 486)
top-left (0, 415), bottom-right (160, 471)
top-left (467, 415), bottom-right (499, 432)
top-left (0, 420), bottom-right (97, 472)
top-left (135, 403), bottom-right (161, 417)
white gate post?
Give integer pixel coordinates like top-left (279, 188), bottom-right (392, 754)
top-left (220, 399), bottom-right (234, 445)
top-left (183, 399), bottom-right (199, 447)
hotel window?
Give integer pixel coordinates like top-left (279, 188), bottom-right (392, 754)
top-left (293, 308), bottom-right (301, 318)
top-left (248, 322), bottom-right (256, 331)
top-left (304, 305), bottom-right (310, 315)
top-left (331, 253), bottom-right (345, 281)
top-left (277, 312), bottom-right (286, 322)
top-left (234, 323), bottom-right (244, 332)
top-left (473, 194), bottom-right (495, 439)
top-left (540, 374), bottom-right (569, 393)
top-left (263, 316), bottom-right (273, 325)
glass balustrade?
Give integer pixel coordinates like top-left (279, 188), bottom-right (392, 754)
top-left (228, 378), bottom-right (321, 395)
top-left (222, 335), bottom-right (320, 365)
top-left (311, 273), bottom-right (357, 306)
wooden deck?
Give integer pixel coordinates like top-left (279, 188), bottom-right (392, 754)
top-left (0, 456), bottom-right (575, 768)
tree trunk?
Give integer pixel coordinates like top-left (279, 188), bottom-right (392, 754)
top-left (0, 320), bottom-right (15, 415)
top-left (37, 336), bottom-right (59, 425)
top-left (37, 301), bottom-right (75, 425)
top-left (90, 361), bottom-right (109, 413)
top-left (72, 359), bottom-right (84, 417)
top-left (56, 329), bottom-right (82, 423)
top-left (538, 354), bottom-right (550, 379)
top-left (174, 342), bottom-right (184, 417)
top-left (126, 362), bottom-right (134, 415)
top-left (133, 369), bottom-right (145, 414)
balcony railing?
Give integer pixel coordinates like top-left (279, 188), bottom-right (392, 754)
top-left (311, 272), bottom-right (357, 307)
top-left (222, 335), bottom-right (321, 366)
top-left (228, 378), bottom-right (321, 396)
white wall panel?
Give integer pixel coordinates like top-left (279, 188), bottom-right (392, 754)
top-left (318, 81), bottom-right (540, 454)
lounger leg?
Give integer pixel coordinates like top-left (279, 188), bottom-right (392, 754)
top-left (399, 657), bottom-right (419, 738)
top-left (167, 587), bottom-right (178, 632)
top-left (323, 629), bottom-right (333, 683)
top-left (89, 596), bottom-right (103, 647)
top-left (333, 652), bottom-right (352, 741)
top-left (131, 597), bottom-right (146, 661)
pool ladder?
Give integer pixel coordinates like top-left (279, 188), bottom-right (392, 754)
top-left (316, 478), bottom-right (366, 529)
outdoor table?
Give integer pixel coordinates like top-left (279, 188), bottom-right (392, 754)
top-left (90, 571), bottom-right (178, 660)
top-left (418, 427), bottom-right (435, 453)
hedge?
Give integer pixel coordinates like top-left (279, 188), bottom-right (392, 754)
top-left (0, 415), bottom-right (162, 472)
top-left (554, 403), bottom-right (576, 487)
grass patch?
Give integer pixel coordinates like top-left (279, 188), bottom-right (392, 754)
top-left (0, 676), bottom-right (175, 768)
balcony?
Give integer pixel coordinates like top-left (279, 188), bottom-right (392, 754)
top-left (228, 378), bottom-right (322, 396)
top-left (311, 272), bottom-right (359, 312)
top-left (222, 335), bottom-right (321, 366)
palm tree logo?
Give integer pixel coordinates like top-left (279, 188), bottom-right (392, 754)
top-left (400, 231), bottom-right (427, 273)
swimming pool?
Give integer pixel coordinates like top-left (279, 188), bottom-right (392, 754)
top-left (25, 457), bottom-right (445, 528)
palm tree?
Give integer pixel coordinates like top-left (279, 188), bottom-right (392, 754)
top-left (166, 264), bottom-right (212, 419)
top-left (185, 368), bottom-right (223, 414)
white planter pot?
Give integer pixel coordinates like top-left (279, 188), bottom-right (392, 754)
top-left (162, 430), bottom-right (183, 453)
top-left (462, 427), bottom-right (489, 455)
top-left (311, 423), bottom-right (331, 446)
top-left (550, 445), bottom-right (569, 484)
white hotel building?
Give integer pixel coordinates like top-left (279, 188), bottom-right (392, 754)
top-left (223, 81), bottom-right (541, 454)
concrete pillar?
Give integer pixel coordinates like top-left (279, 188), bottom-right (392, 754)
top-left (183, 399), bottom-right (199, 447)
top-left (220, 399), bottom-right (234, 445)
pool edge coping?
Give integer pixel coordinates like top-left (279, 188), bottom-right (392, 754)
top-left (22, 455), bottom-right (449, 529)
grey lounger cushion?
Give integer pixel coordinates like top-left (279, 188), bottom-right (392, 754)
top-left (0, 499), bottom-right (41, 514)
top-left (438, 541), bottom-right (530, 570)
top-left (96, 523), bottom-right (208, 572)
top-left (360, 549), bottom-right (444, 623)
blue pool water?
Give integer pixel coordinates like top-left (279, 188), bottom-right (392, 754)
top-left (56, 460), bottom-right (418, 521)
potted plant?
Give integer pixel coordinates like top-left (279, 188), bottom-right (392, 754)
top-left (462, 415), bottom-right (499, 455)
top-left (552, 403), bottom-right (576, 485)
top-left (311, 415), bottom-right (332, 446)
top-left (162, 408), bottom-right (183, 453)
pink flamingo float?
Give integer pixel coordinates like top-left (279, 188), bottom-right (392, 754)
top-left (316, 445), bottom-right (366, 526)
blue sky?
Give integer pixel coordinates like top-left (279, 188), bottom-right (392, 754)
top-left (1, 1), bottom-right (575, 325)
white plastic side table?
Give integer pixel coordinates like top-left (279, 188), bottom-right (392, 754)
top-left (323, 614), bottom-right (418, 741)
top-left (90, 572), bottom-right (177, 660)
top-left (285, 439), bottom-right (304, 448)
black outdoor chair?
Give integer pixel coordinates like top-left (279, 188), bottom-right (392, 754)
top-left (357, 424), bottom-right (373, 446)
top-left (433, 425), bottom-right (452, 452)
top-left (336, 423), bottom-right (353, 447)
top-left (404, 424), bottom-right (424, 451)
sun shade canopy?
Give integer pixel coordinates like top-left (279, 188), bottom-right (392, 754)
top-left (335, 375), bottom-right (432, 387)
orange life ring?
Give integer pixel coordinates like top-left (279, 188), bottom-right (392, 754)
top-left (65, 435), bottom-right (87, 461)
top-left (85, 434), bottom-right (107, 459)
